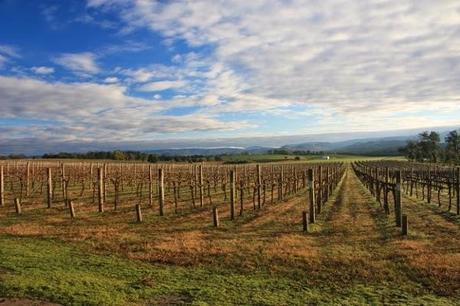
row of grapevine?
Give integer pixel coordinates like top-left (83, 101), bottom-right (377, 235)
top-left (0, 160), bottom-right (345, 224)
top-left (353, 161), bottom-right (460, 215)
top-left (353, 161), bottom-right (460, 235)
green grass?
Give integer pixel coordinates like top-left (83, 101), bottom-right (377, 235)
top-left (0, 235), bottom-right (454, 306)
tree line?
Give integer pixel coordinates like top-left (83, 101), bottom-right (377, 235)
top-left (399, 130), bottom-right (460, 164)
top-left (41, 151), bottom-right (223, 163)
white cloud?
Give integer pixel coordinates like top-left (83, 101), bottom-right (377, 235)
top-left (89, 0), bottom-right (460, 125)
top-left (103, 76), bottom-right (119, 83)
top-left (54, 52), bottom-right (100, 74)
top-left (138, 80), bottom-right (186, 92)
top-left (0, 76), bottom-right (250, 141)
top-left (0, 44), bottom-right (20, 58)
top-left (0, 54), bottom-right (6, 68)
top-left (119, 68), bottom-right (155, 82)
top-left (31, 66), bottom-right (55, 75)
top-left (0, 44), bottom-right (20, 68)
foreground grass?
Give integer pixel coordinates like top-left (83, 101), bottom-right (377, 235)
top-left (0, 235), bottom-right (455, 306)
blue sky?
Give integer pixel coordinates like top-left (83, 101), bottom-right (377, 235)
top-left (1, 0), bottom-right (460, 152)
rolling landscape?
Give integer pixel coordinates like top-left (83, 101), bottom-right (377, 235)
top-left (1, 1), bottom-right (460, 306)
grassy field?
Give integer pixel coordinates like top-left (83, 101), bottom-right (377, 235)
top-left (0, 165), bottom-right (458, 305)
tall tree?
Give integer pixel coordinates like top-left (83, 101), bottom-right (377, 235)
top-left (401, 131), bottom-right (441, 162)
top-left (445, 130), bottom-right (460, 163)
top-left (400, 140), bottom-right (421, 161)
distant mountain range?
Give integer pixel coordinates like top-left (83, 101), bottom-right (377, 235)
top-left (144, 137), bottom-right (411, 156)
top-left (281, 136), bottom-right (413, 156)
top-left (1, 125), bottom-right (459, 156)
top-left (145, 129), bottom-right (459, 157)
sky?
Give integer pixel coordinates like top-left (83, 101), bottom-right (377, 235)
top-left (1, 0), bottom-right (460, 153)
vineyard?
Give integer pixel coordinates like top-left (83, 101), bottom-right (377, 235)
top-left (0, 159), bottom-right (459, 305)
top-left (0, 161), bottom-right (344, 222)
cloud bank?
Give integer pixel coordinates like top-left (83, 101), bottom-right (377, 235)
top-left (1, 0), bottom-right (460, 153)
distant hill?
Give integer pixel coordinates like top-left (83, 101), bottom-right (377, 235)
top-left (336, 139), bottom-right (409, 155)
top-left (145, 146), bottom-right (273, 156)
top-left (281, 136), bottom-right (414, 156)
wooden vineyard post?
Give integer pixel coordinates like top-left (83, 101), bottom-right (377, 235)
top-left (395, 170), bottom-right (402, 227)
top-left (212, 206), bottom-right (219, 227)
top-left (158, 168), bottom-right (165, 216)
top-left (427, 168), bottom-right (432, 204)
top-left (136, 204), bottom-right (143, 223)
top-left (369, 167), bottom-right (374, 196)
top-left (239, 180), bottom-right (244, 216)
top-left (384, 167), bottom-right (390, 214)
top-left (15, 198), bottom-right (21, 215)
top-left (61, 163), bottom-right (65, 201)
top-left (375, 168), bottom-right (381, 204)
top-left (456, 168), bottom-right (460, 215)
top-left (69, 200), bottom-right (76, 218)
top-left (26, 161), bottom-right (30, 197)
top-left (279, 166), bottom-right (284, 201)
top-left (293, 168), bottom-right (297, 194)
top-left (199, 164), bottom-right (204, 207)
top-left (409, 168), bottom-right (414, 196)
top-left (148, 165), bottom-right (153, 207)
top-left (98, 167), bottom-right (104, 212)
top-left (230, 170), bottom-right (236, 220)
top-left (317, 166), bottom-right (322, 214)
top-left (256, 164), bottom-right (261, 209)
top-left (0, 165), bottom-right (4, 207)
top-left (173, 182), bottom-right (178, 214)
top-left (401, 214), bottom-right (408, 236)
top-left (302, 211), bottom-right (309, 232)
top-left (307, 169), bottom-right (316, 223)
top-left (325, 167), bottom-right (330, 202)
top-left (103, 163), bottom-right (107, 203)
top-left (329, 167), bottom-right (333, 196)
top-left (47, 168), bottom-right (52, 208)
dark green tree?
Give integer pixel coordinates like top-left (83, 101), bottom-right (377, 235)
top-left (445, 130), bottom-right (460, 163)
